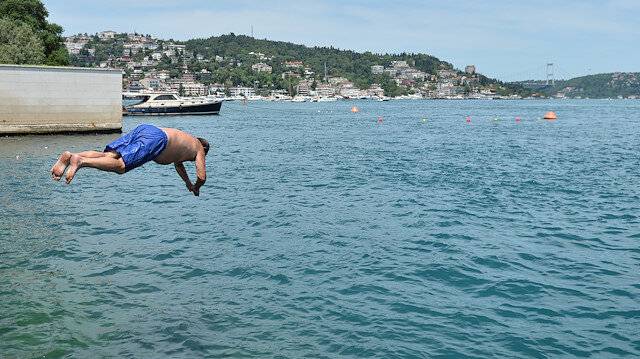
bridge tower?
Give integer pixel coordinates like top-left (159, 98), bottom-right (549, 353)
top-left (546, 63), bottom-right (555, 86)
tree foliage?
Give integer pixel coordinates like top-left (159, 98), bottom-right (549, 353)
top-left (0, 0), bottom-right (69, 65)
top-left (184, 34), bottom-right (449, 91)
top-left (0, 17), bottom-right (44, 64)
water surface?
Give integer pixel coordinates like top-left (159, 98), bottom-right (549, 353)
top-left (1, 100), bottom-right (639, 358)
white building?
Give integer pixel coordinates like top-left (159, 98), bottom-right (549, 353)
top-left (181, 82), bottom-right (207, 97)
top-left (296, 81), bottom-right (312, 96)
top-left (165, 43), bottom-right (186, 54)
top-left (315, 83), bottom-right (335, 97)
top-left (391, 60), bottom-right (410, 69)
top-left (368, 84), bottom-right (385, 97)
top-left (98, 31), bottom-right (116, 40)
top-left (284, 61), bottom-right (304, 68)
top-left (371, 65), bottom-right (384, 75)
top-left (64, 42), bottom-right (85, 55)
top-left (252, 63), bottom-right (273, 73)
top-left (140, 77), bottom-right (164, 90)
top-left (157, 70), bottom-right (170, 80)
top-left (229, 86), bottom-right (255, 98)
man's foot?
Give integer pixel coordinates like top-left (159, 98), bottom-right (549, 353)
top-left (51, 151), bottom-right (72, 181)
top-left (65, 155), bottom-right (83, 184)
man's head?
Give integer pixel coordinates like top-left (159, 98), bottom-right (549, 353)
top-left (197, 137), bottom-right (210, 155)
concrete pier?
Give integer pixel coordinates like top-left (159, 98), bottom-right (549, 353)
top-left (0, 65), bottom-right (122, 135)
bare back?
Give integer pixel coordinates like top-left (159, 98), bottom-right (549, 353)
top-left (154, 128), bottom-right (202, 164)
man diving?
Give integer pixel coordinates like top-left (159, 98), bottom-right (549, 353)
top-left (51, 124), bottom-right (209, 196)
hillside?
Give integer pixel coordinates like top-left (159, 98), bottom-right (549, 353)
top-left (514, 72), bottom-right (640, 99)
top-left (68, 32), bottom-right (529, 97)
top-left (185, 34), bottom-right (527, 95)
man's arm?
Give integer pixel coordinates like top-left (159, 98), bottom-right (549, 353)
top-left (174, 163), bottom-right (194, 192)
top-left (192, 149), bottom-right (206, 196)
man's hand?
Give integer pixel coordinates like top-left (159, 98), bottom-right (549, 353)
top-left (193, 177), bottom-right (205, 197)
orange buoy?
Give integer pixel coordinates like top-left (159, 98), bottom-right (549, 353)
top-left (351, 106), bottom-right (359, 113)
top-left (543, 111), bottom-right (557, 120)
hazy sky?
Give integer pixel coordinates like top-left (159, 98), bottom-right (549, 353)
top-left (43, 0), bottom-right (640, 81)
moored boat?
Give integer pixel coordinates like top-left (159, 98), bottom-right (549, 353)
top-left (124, 93), bottom-right (222, 116)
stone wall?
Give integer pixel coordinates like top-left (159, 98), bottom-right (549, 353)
top-left (0, 65), bottom-right (122, 135)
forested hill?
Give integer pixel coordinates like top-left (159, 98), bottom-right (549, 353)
top-left (515, 72), bottom-right (640, 99)
top-left (185, 34), bottom-right (520, 93)
top-left (186, 34), bottom-right (447, 85)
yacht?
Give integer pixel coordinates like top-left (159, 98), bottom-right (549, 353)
top-left (125, 93), bottom-right (222, 116)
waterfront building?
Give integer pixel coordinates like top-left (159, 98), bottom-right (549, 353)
top-left (182, 73), bottom-right (196, 82)
top-left (209, 83), bottom-right (226, 96)
top-left (140, 77), bottom-right (164, 91)
top-left (315, 83), bottom-right (336, 97)
top-left (252, 63), bottom-right (273, 73)
top-left (339, 83), bottom-right (364, 98)
top-left (368, 84), bottom-right (385, 97)
top-left (296, 81), bottom-right (312, 96)
top-left (229, 86), bottom-right (256, 98)
top-left (181, 82), bottom-right (208, 97)
top-left (371, 65), bottom-right (384, 75)
top-left (328, 77), bottom-right (349, 86)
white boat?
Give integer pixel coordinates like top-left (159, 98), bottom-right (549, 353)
top-left (292, 96), bottom-right (310, 102)
top-left (124, 93), bottom-right (222, 116)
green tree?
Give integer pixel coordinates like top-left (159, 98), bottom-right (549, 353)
top-left (0, 17), bottom-right (44, 64)
top-left (0, 0), bottom-right (69, 65)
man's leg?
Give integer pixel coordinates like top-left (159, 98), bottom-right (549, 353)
top-left (76, 150), bottom-right (112, 158)
top-left (51, 151), bottom-right (118, 181)
top-left (65, 154), bottom-right (126, 184)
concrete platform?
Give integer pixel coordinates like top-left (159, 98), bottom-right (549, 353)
top-left (0, 65), bottom-right (123, 135)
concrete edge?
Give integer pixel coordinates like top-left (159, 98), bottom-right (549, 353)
top-left (0, 64), bottom-right (123, 74)
top-left (0, 123), bottom-right (123, 136)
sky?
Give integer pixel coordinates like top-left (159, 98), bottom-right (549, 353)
top-left (43, 0), bottom-right (640, 81)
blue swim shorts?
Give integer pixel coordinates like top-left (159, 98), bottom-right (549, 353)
top-left (104, 124), bottom-right (168, 172)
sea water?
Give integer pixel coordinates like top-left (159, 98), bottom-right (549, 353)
top-left (1, 100), bottom-right (639, 358)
